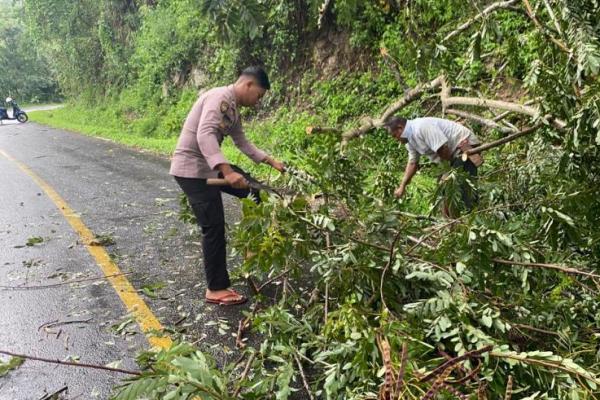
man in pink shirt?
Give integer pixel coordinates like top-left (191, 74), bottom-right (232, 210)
top-left (170, 66), bottom-right (284, 305)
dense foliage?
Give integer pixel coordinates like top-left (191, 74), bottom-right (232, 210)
top-left (20, 0), bottom-right (600, 398)
top-left (0, 0), bottom-right (58, 102)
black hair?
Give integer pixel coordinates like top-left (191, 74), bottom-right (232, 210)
top-left (383, 116), bottom-right (407, 132)
top-left (240, 66), bottom-right (271, 90)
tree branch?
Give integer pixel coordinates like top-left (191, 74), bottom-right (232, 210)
top-left (492, 258), bottom-right (600, 279)
top-left (523, 0), bottom-right (572, 55)
top-left (442, 0), bottom-right (519, 42)
top-left (0, 349), bottom-right (140, 375)
top-left (341, 75), bottom-right (445, 142)
top-left (462, 123), bottom-right (542, 159)
top-left (446, 109), bottom-right (517, 134)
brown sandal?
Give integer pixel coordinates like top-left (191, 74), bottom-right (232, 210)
top-left (205, 289), bottom-right (247, 306)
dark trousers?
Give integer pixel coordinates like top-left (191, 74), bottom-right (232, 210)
top-left (174, 167), bottom-right (259, 291)
top-left (451, 157), bottom-right (479, 210)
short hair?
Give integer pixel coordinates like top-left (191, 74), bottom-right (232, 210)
top-left (383, 116), bottom-right (407, 132)
top-left (240, 66), bottom-right (270, 90)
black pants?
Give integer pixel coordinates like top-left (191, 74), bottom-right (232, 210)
top-left (451, 157), bottom-right (479, 210)
top-left (174, 166), bottom-right (259, 291)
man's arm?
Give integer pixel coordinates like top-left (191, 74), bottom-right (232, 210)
top-left (196, 105), bottom-right (247, 188)
top-left (395, 161), bottom-right (419, 198)
top-left (230, 124), bottom-right (285, 172)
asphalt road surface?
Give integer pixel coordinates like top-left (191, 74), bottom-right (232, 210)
top-left (0, 122), bottom-right (251, 399)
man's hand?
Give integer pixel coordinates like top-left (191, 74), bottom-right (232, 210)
top-left (224, 171), bottom-right (248, 189)
top-left (394, 185), bottom-right (406, 198)
top-left (217, 163), bottom-right (248, 189)
top-left (265, 156), bottom-right (285, 173)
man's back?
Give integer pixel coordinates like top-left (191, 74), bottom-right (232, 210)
top-left (406, 117), bottom-right (477, 163)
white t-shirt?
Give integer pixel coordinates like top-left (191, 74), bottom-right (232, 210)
top-left (404, 117), bottom-right (479, 163)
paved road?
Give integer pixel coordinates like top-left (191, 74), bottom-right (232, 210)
top-left (0, 123), bottom-right (249, 399)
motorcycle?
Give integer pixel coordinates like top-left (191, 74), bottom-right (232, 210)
top-left (0, 97), bottom-right (28, 123)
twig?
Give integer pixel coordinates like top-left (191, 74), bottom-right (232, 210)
top-left (39, 318), bottom-right (93, 330)
top-left (395, 342), bottom-right (409, 394)
top-left (39, 386), bottom-right (68, 400)
top-left (0, 272), bottom-right (134, 291)
top-left (442, 0), bottom-right (519, 42)
top-left (490, 350), bottom-right (600, 384)
top-left (511, 323), bottom-right (560, 337)
top-left (293, 352), bottom-right (316, 400)
top-left (380, 229), bottom-right (404, 311)
top-left (523, 0), bottom-right (572, 54)
top-left (257, 269), bottom-right (292, 293)
top-left (324, 282), bottom-right (329, 324)
top-left (0, 350), bottom-right (140, 375)
top-left (233, 352), bottom-right (256, 398)
top-left (492, 258), bottom-right (600, 279)
top-left (420, 345), bottom-right (493, 383)
top-left (236, 317), bottom-right (251, 349)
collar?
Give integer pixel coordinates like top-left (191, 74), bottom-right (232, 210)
top-left (401, 120), bottom-right (414, 141)
top-left (225, 84), bottom-right (237, 110)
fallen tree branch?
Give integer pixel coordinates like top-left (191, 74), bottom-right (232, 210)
top-left (0, 349), bottom-right (140, 375)
top-left (523, 0), bottom-right (572, 55)
top-left (420, 345), bottom-right (493, 383)
top-left (317, 0), bottom-right (334, 29)
top-left (441, 94), bottom-right (566, 130)
top-left (293, 352), bottom-right (316, 400)
top-left (232, 352), bottom-right (256, 398)
top-left (305, 126), bottom-right (341, 135)
top-left (462, 124), bottom-right (542, 159)
top-left (440, 78), bottom-right (566, 130)
top-left (442, 0), bottom-right (519, 42)
top-left (341, 75), bottom-right (445, 142)
top-left (492, 258), bottom-right (600, 279)
top-left (490, 350), bottom-right (600, 385)
top-left (446, 109), bottom-right (517, 134)
top-left (0, 272), bottom-right (134, 291)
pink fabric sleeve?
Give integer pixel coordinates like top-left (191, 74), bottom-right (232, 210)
top-left (196, 99), bottom-right (228, 170)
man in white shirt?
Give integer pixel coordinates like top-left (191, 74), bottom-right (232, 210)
top-left (384, 116), bottom-right (482, 208)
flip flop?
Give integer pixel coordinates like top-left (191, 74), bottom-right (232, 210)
top-left (205, 289), bottom-right (247, 306)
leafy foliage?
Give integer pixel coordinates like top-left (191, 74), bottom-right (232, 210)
top-left (20, 0), bottom-right (600, 398)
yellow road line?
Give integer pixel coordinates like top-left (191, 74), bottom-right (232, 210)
top-left (0, 149), bottom-right (172, 350)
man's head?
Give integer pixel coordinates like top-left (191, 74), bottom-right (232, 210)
top-left (383, 116), bottom-right (408, 143)
top-left (234, 66), bottom-right (270, 107)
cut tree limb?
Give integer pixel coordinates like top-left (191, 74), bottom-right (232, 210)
top-left (462, 124), bottom-right (542, 159)
top-left (341, 75), bottom-right (445, 142)
top-left (440, 84), bottom-right (567, 130)
top-left (446, 109), bottom-right (517, 134)
top-left (442, 0), bottom-right (519, 42)
top-left (305, 126), bottom-right (341, 135)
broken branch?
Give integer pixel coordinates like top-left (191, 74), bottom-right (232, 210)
top-left (492, 258), bottom-right (600, 279)
top-left (341, 75), bottom-right (445, 142)
top-left (462, 124), bottom-right (542, 159)
top-left (446, 109), bottom-right (517, 134)
top-left (0, 349), bottom-right (140, 375)
top-left (443, 0), bottom-right (519, 42)
top-left (305, 126), bottom-right (341, 135)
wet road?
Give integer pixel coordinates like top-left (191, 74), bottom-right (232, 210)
top-left (0, 123), bottom-right (250, 399)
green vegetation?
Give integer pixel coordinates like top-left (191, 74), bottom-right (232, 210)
top-left (19, 0), bottom-right (600, 398)
top-left (0, 0), bottom-right (58, 102)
